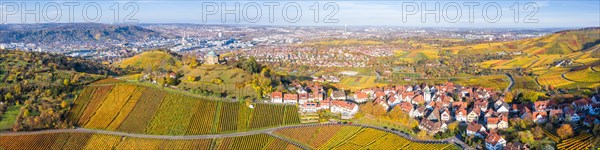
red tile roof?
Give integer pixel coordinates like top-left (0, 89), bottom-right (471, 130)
top-left (355, 92), bottom-right (368, 99)
top-left (400, 102), bottom-right (413, 112)
top-left (284, 94), bottom-right (298, 100)
top-left (534, 100), bottom-right (550, 111)
top-left (272, 91), bottom-right (283, 98)
top-left (467, 122), bottom-right (484, 133)
top-left (332, 100), bottom-right (357, 110)
top-left (485, 130), bottom-right (503, 146)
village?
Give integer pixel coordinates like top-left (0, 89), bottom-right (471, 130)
top-left (269, 82), bottom-right (600, 150)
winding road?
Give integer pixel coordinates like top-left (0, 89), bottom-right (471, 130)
top-left (0, 123), bottom-right (471, 149)
top-left (505, 73), bottom-right (515, 92)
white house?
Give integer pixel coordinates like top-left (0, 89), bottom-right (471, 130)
top-left (331, 101), bottom-right (359, 119)
top-left (455, 108), bottom-right (467, 122)
top-left (485, 131), bottom-right (506, 150)
top-left (411, 106), bottom-right (427, 118)
top-left (300, 102), bottom-right (320, 113)
top-left (467, 109), bottom-right (480, 123)
top-left (353, 92), bottom-right (369, 103)
top-left (283, 94), bottom-right (298, 104)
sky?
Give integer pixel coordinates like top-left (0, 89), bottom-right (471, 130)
top-left (0, 0), bottom-right (598, 28)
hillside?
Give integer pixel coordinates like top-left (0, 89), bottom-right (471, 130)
top-left (0, 132), bottom-right (301, 149)
top-left (273, 125), bottom-right (456, 149)
top-left (443, 28), bottom-right (600, 55)
top-left (0, 50), bottom-right (123, 131)
top-left (0, 23), bottom-right (163, 44)
top-left (116, 50), bottom-right (183, 70)
top-left (0, 124), bottom-right (461, 150)
top-left (68, 81), bottom-right (300, 135)
top-left (394, 50), bottom-right (439, 63)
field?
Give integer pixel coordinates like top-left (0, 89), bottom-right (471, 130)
top-left (0, 105), bottom-right (20, 130)
top-left (542, 129), bottom-right (561, 143)
top-left (146, 93), bottom-right (198, 135)
top-left (335, 76), bottom-right (387, 91)
top-left (274, 125), bottom-right (455, 150)
top-left (479, 55), bottom-right (562, 69)
top-left (563, 66), bottom-right (600, 83)
top-left (557, 133), bottom-right (595, 150)
top-left (450, 75), bottom-right (510, 91)
top-left (0, 132), bottom-right (299, 150)
top-left (116, 51), bottom-right (182, 70)
top-left (395, 50), bottom-right (440, 63)
top-left (85, 84), bottom-right (138, 129)
top-left (69, 81), bottom-right (301, 135)
top-left (512, 75), bottom-right (540, 90)
top-left (250, 103), bottom-right (300, 129)
top-left (536, 67), bottom-right (600, 89)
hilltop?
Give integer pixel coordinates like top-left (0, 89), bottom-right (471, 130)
top-left (116, 50), bottom-right (259, 99)
top-left (116, 50), bottom-right (183, 70)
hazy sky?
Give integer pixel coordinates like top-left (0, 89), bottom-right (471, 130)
top-left (1, 0), bottom-right (598, 28)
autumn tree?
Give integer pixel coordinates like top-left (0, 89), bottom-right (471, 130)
top-left (187, 76), bottom-right (197, 81)
top-left (189, 59), bottom-right (198, 68)
top-left (63, 79), bottom-right (70, 86)
top-left (360, 102), bottom-right (374, 115)
top-left (518, 131), bottom-right (535, 144)
top-left (504, 91), bottom-right (514, 103)
top-left (372, 103), bottom-right (386, 117)
top-left (389, 106), bottom-right (404, 119)
top-left (447, 122), bottom-right (459, 135)
top-left (417, 130), bottom-right (428, 140)
top-left (60, 101), bottom-right (68, 108)
top-left (3, 93), bottom-right (13, 102)
top-left (531, 126), bottom-right (544, 139)
top-left (593, 124), bottom-right (600, 135)
top-left (557, 124), bottom-right (574, 139)
top-left (521, 90), bottom-right (539, 102)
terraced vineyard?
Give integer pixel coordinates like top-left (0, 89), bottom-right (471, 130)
top-left (250, 103), bottom-right (301, 129)
top-left (69, 81), bottom-right (301, 135)
top-left (274, 125), bottom-right (457, 150)
top-left (536, 67), bottom-right (600, 89)
top-left (0, 132), bottom-right (299, 150)
top-left (451, 75), bottom-right (509, 91)
top-left (542, 129), bottom-right (561, 143)
top-left (557, 133), bottom-right (595, 150)
top-left (512, 75), bottom-right (540, 90)
top-left (563, 66), bottom-right (600, 82)
top-left (335, 76), bottom-right (387, 91)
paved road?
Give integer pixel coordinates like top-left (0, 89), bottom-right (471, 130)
top-left (0, 123), bottom-right (471, 149)
top-left (0, 125), bottom-right (297, 139)
top-left (505, 73), bottom-right (515, 92)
